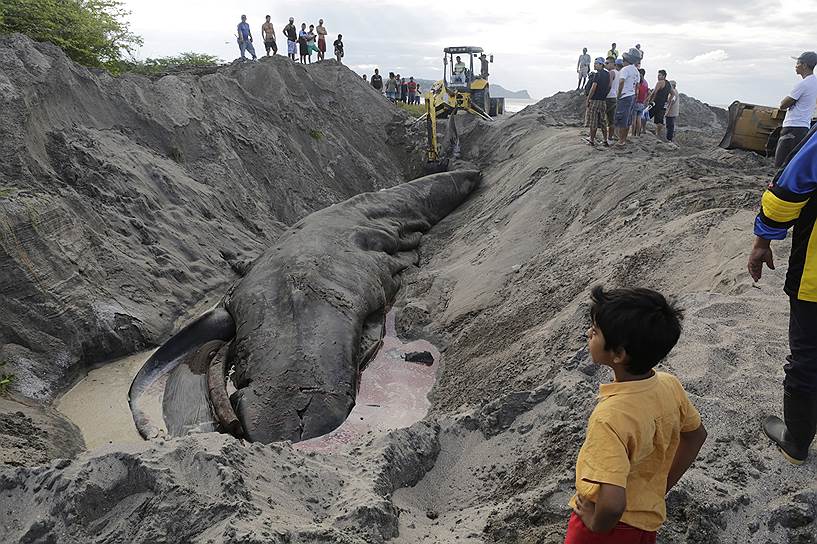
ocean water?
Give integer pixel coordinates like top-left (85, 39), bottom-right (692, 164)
top-left (503, 98), bottom-right (538, 113)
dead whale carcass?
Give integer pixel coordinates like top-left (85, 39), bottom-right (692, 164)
top-left (128, 170), bottom-right (481, 443)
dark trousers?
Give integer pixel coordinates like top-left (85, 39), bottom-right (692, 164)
top-left (775, 126), bottom-right (809, 168)
top-left (666, 116), bottom-right (677, 141)
top-left (784, 297), bottom-right (817, 394)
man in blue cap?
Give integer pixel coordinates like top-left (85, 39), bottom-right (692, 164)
top-left (237, 15), bottom-right (257, 61)
top-left (586, 57), bottom-right (611, 146)
top-left (774, 51), bottom-right (817, 167)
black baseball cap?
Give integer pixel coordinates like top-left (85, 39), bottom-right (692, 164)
top-left (794, 51), bottom-right (817, 68)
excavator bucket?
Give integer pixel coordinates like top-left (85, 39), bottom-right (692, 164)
top-left (719, 101), bottom-right (786, 155)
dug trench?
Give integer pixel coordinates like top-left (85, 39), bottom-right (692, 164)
top-left (3, 34), bottom-right (817, 544)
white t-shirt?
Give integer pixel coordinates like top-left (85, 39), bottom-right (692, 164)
top-left (618, 64), bottom-right (640, 98)
top-left (783, 74), bottom-right (817, 128)
top-left (606, 69), bottom-right (619, 99)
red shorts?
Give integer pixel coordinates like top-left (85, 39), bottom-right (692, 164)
top-left (564, 513), bottom-right (657, 544)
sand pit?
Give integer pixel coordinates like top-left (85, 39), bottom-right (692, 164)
top-left (3, 34), bottom-right (817, 544)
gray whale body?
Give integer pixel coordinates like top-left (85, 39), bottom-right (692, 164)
top-left (129, 170), bottom-right (481, 443)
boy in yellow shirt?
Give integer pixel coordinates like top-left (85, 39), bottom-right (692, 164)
top-left (565, 287), bottom-right (708, 543)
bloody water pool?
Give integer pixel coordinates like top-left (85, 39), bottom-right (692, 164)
top-left (295, 309), bottom-right (439, 452)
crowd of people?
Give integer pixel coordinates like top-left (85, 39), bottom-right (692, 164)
top-left (365, 68), bottom-right (423, 104)
top-left (577, 43), bottom-right (680, 147)
top-left (235, 15), bottom-right (343, 64)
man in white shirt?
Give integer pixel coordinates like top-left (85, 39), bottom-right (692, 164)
top-left (613, 50), bottom-right (640, 146)
top-left (604, 57), bottom-right (620, 146)
top-left (775, 51), bottom-right (817, 167)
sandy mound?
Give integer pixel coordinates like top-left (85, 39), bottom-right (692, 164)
top-left (0, 34), bottom-right (422, 403)
top-left (524, 89), bottom-right (726, 132)
top-left (1, 37), bottom-right (814, 544)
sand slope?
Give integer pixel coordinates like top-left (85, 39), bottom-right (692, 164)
top-left (0, 34), bottom-right (421, 402)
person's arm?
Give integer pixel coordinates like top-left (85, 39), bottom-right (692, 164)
top-left (780, 96), bottom-right (797, 110)
top-left (617, 77), bottom-right (624, 99)
top-left (666, 89), bottom-right (677, 111)
top-left (666, 424), bottom-right (707, 492)
top-left (749, 139), bottom-right (817, 279)
top-left (574, 484), bottom-right (627, 533)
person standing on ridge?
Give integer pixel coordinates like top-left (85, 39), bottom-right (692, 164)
top-left (632, 68), bottom-right (649, 137)
top-left (385, 72), bottom-right (397, 101)
top-left (306, 24), bottom-right (318, 63)
top-left (604, 57), bottom-right (620, 146)
top-left (773, 51), bottom-right (817, 168)
top-left (607, 42), bottom-right (619, 60)
top-left (665, 81), bottom-right (680, 142)
top-left (371, 68), bottom-right (383, 94)
top-left (577, 47), bottom-right (591, 90)
top-left (634, 43), bottom-right (644, 67)
top-left (646, 69), bottom-right (672, 140)
top-left (333, 34), bottom-right (344, 63)
top-left (284, 18), bottom-right (297, 61)
top-left (261, 15), bottom-right (277, 57)
top-left (749, 124), bottom-right (817, 465)
top-left (586, 57), bottom-right (610, 147)
top-left (298, 23), bottom-right (308, 64)
top-left (407, 77), bottom-right (418, 104)
top-left (400, 77), bottom-right (408, 103)
top-left (613, 50), bottom-right (639, 147)
top-left (236, 15), bottom-right (257, 61)
top-left (316, 19), bottom-right (328, 61)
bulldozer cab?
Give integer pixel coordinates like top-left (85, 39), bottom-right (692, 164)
top-left (443, 46), bottom-right (487, 92)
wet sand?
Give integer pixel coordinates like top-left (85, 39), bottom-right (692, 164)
top-left (56, 350), bottom-right (163, 449)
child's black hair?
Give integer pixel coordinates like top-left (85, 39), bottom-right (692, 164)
top-left (590, 286), bottom-right (684, 374)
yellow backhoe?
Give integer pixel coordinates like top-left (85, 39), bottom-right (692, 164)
top-left (422, 46), bottom-right (504, 171)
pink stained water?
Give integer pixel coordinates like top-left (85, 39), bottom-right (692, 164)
top-left (295, 309), bottom-right (439, 452)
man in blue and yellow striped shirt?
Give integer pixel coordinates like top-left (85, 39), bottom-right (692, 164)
top-left (750, 124), bottom-right (817, 464)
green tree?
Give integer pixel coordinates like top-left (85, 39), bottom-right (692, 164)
top-left (0, 0), bottom-right (142, 70)
top-left (117, 52), bottom-right (222, 76)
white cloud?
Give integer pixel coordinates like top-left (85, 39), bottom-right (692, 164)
top-left (120, 0), bottom-right (814, 105)
top-left (685, 49), bottom-right (729, 64)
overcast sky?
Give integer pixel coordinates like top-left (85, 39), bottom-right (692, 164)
top-left (123, 0), bottom-right (817, 106)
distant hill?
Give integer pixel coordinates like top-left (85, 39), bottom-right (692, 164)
top-left (411, 78), bottom-right (531, 99)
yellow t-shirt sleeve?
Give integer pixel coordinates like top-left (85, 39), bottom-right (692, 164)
top-left (578, 416), bottom-right (631, 489)
top-left (678, 384), bottom-right (702, 433)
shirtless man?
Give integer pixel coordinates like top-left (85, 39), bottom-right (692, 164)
top-left (262, 15), bottom-right (277, 56)
top-left (316, 19), bottom-right (327, 61)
